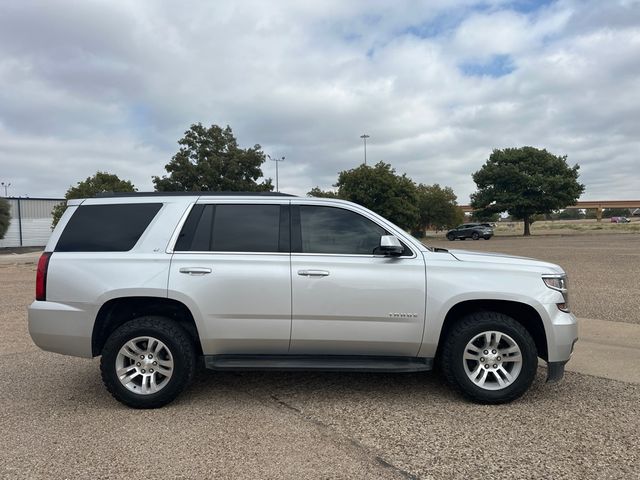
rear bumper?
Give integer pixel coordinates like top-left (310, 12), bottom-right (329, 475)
top-left (28, 301), bottom-right (93, 358)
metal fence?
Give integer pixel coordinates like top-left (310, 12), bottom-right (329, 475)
top-left (0, 198), bottom-right (64, 248)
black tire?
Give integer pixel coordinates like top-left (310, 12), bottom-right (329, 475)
top-left (447, 233), bottom-right (455, 241)
top-left (472, 232), bottom-right (480, 240)
top-left (483, 236), bottom-right (491, 240)
top-left (440, 312), bottom-right (538, 404)
top-left (100, 316), bottom-right (196, 409)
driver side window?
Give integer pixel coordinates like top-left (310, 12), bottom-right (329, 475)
top-left (299, 206), bottom-right (386, 255)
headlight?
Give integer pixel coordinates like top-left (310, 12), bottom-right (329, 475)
top-left (543, 276), bottom-right (567, 291)
top-left (542, 275), bottom-right (570, 312)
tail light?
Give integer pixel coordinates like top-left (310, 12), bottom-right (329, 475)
top-left (36, 252), bottom-right (52, 301)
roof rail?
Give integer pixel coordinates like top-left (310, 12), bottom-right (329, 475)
top-left (94, 191), bottom-right (296, 198)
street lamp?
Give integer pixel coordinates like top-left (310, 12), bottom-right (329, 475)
top-left (359, 134), bottom-right (370, 165)
top-left (267, 155), bottom-right (285, 192)
top-left (0, 182), bottom-right (11, 197)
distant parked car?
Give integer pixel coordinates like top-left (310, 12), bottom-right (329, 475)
top-left (447, 223), bottom-right (493, 241)
top-left (610, 217), bottom-right (630, 223)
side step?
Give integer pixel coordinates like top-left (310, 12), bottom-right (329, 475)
top-left (204, 355), bottom-right (433, 373)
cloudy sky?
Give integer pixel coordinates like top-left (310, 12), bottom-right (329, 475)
top-left (0, 0), bottom-right (638, 202)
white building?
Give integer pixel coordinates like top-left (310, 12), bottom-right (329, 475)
top-left (0, 197), bottom-right (64, 248)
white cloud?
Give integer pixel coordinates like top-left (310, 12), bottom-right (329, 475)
top-left (0, 0), bottom-right (639, 202)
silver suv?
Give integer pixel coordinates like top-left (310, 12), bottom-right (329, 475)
top-left (28, 193), bottom-right (577, 408)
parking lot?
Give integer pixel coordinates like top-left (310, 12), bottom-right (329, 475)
top-left (1, 233), bottom-right (639, 479)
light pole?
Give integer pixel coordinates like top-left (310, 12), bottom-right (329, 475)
top-left (0, 182), bottom-right (10, 197)
top-left (267, 155), bottom-right (285, 192)
top-left (360, 134), bottom-right (370, 165)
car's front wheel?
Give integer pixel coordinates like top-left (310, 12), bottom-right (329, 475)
top-left (100, 316), bottom-right (196, 408)
top-left (447, 233), bottom-right (455, 241)
top-left (440, 312), bottom-right (538, 404)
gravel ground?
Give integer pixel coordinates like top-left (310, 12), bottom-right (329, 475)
top-left (1, 235), bottom-right (639, 479)
top-left (427, 233), bottom-right (640, 325)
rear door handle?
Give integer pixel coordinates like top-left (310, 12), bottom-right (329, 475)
top-left (179, 267), bottom-right (212, 276)
top-left (297, 269), bottom-right (330, 277)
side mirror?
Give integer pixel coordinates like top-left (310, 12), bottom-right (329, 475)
top-left (379, 235), bottom-right (404, 256)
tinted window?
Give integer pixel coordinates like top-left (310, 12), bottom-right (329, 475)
top-left (55, 203), bottom-right (162, 252)
top-left (299, 206), bottom-right (386, 255)
top-left (174, 204), bottom-right (213, 252)
top-left (175, 204), bottom-right (284, 253)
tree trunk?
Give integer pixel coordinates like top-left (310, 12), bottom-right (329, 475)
top-left (523, 215), bottom-right (531, 236)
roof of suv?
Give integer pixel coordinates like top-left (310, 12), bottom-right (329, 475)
top-left (95, 191), bottom-right (296, 198)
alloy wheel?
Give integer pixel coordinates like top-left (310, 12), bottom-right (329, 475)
top-left (462, 330), bottom-right (523, 390)
top-left (115, 336), bottom-right (174, 395)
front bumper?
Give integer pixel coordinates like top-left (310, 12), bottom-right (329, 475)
top-left (546, 361), bottom-right (568, 383)
top-left (545, 309), bottom-right (578, 362)
top-left (544, 307), bottom-right (578, 382)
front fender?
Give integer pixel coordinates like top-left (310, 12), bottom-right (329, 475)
top-left (418, 255), bottom-right (562, 358)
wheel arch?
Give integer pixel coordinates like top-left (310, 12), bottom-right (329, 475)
top-left (435, 299), bottom-right (548, 361)
top-left (92, 297), bottom-right (203, 357)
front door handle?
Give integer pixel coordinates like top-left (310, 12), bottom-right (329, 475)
top-left (179, 267), bottom-right (212, 276)
top-left (297, 269), bottom-right (330, 277)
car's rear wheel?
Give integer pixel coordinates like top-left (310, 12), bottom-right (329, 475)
top-left (100, 316), bottom-right (196, 409)
top-left (447, 233), bottom-right (455, 241)
top-left (440, 312), bottom-right (538, 404)
top-left (472, 232), bottom-right (480, 240)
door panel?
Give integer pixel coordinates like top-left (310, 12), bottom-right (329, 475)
top-left (289, 204), bottom-right (426, 356)
top-left (290, 254), bottom-right (426, 356)
top-left (169, 253), bottom-right (291, 354)
top-left (167, 201), bottom-right (292, 355)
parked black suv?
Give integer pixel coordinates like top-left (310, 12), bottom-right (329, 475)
top-left (446, 223), bottom-right (493, 241)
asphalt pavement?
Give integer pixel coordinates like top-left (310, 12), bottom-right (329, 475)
top-left (1, 234), bottom-right (639, 479)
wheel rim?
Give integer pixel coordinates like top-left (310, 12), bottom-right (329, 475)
top-left (115, 336), bottom-right (174, 395)
top-left (463, 331), bottom-right (522, 391)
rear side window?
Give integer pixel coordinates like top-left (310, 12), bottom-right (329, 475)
top-left (175, 204), bottom-right (287, 253)
top-left (55, 203), bottom-right (162, 252)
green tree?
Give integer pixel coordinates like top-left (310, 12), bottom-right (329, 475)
top-left (584, 209), bottom-right (598, 219)
top-left (470, 211), bottom-right (500, 223)
top-left (0, 198), bottom-right (10, 239)
top-left (307, 187), bottom-right (341, 198)
top-left (556, 208), bottom-right (584, 220)
top-left (602, 208), bottom-right (630, 218)
top-left (416, 184), bottom-right (464, 234)
top-left (51, 172), bottom-right (136, 228)
top-left (153, 123), bottom-right (273, 192)
top-left (471, 147), bottom-right (584, 236)
top-left (334, 162), bottom-right (419, 231)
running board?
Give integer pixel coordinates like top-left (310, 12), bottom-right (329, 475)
top-left (204, 355), bottom-right (433, 373)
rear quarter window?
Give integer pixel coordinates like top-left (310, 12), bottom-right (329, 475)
top-left (55, 203), bottom-right (162, 252)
